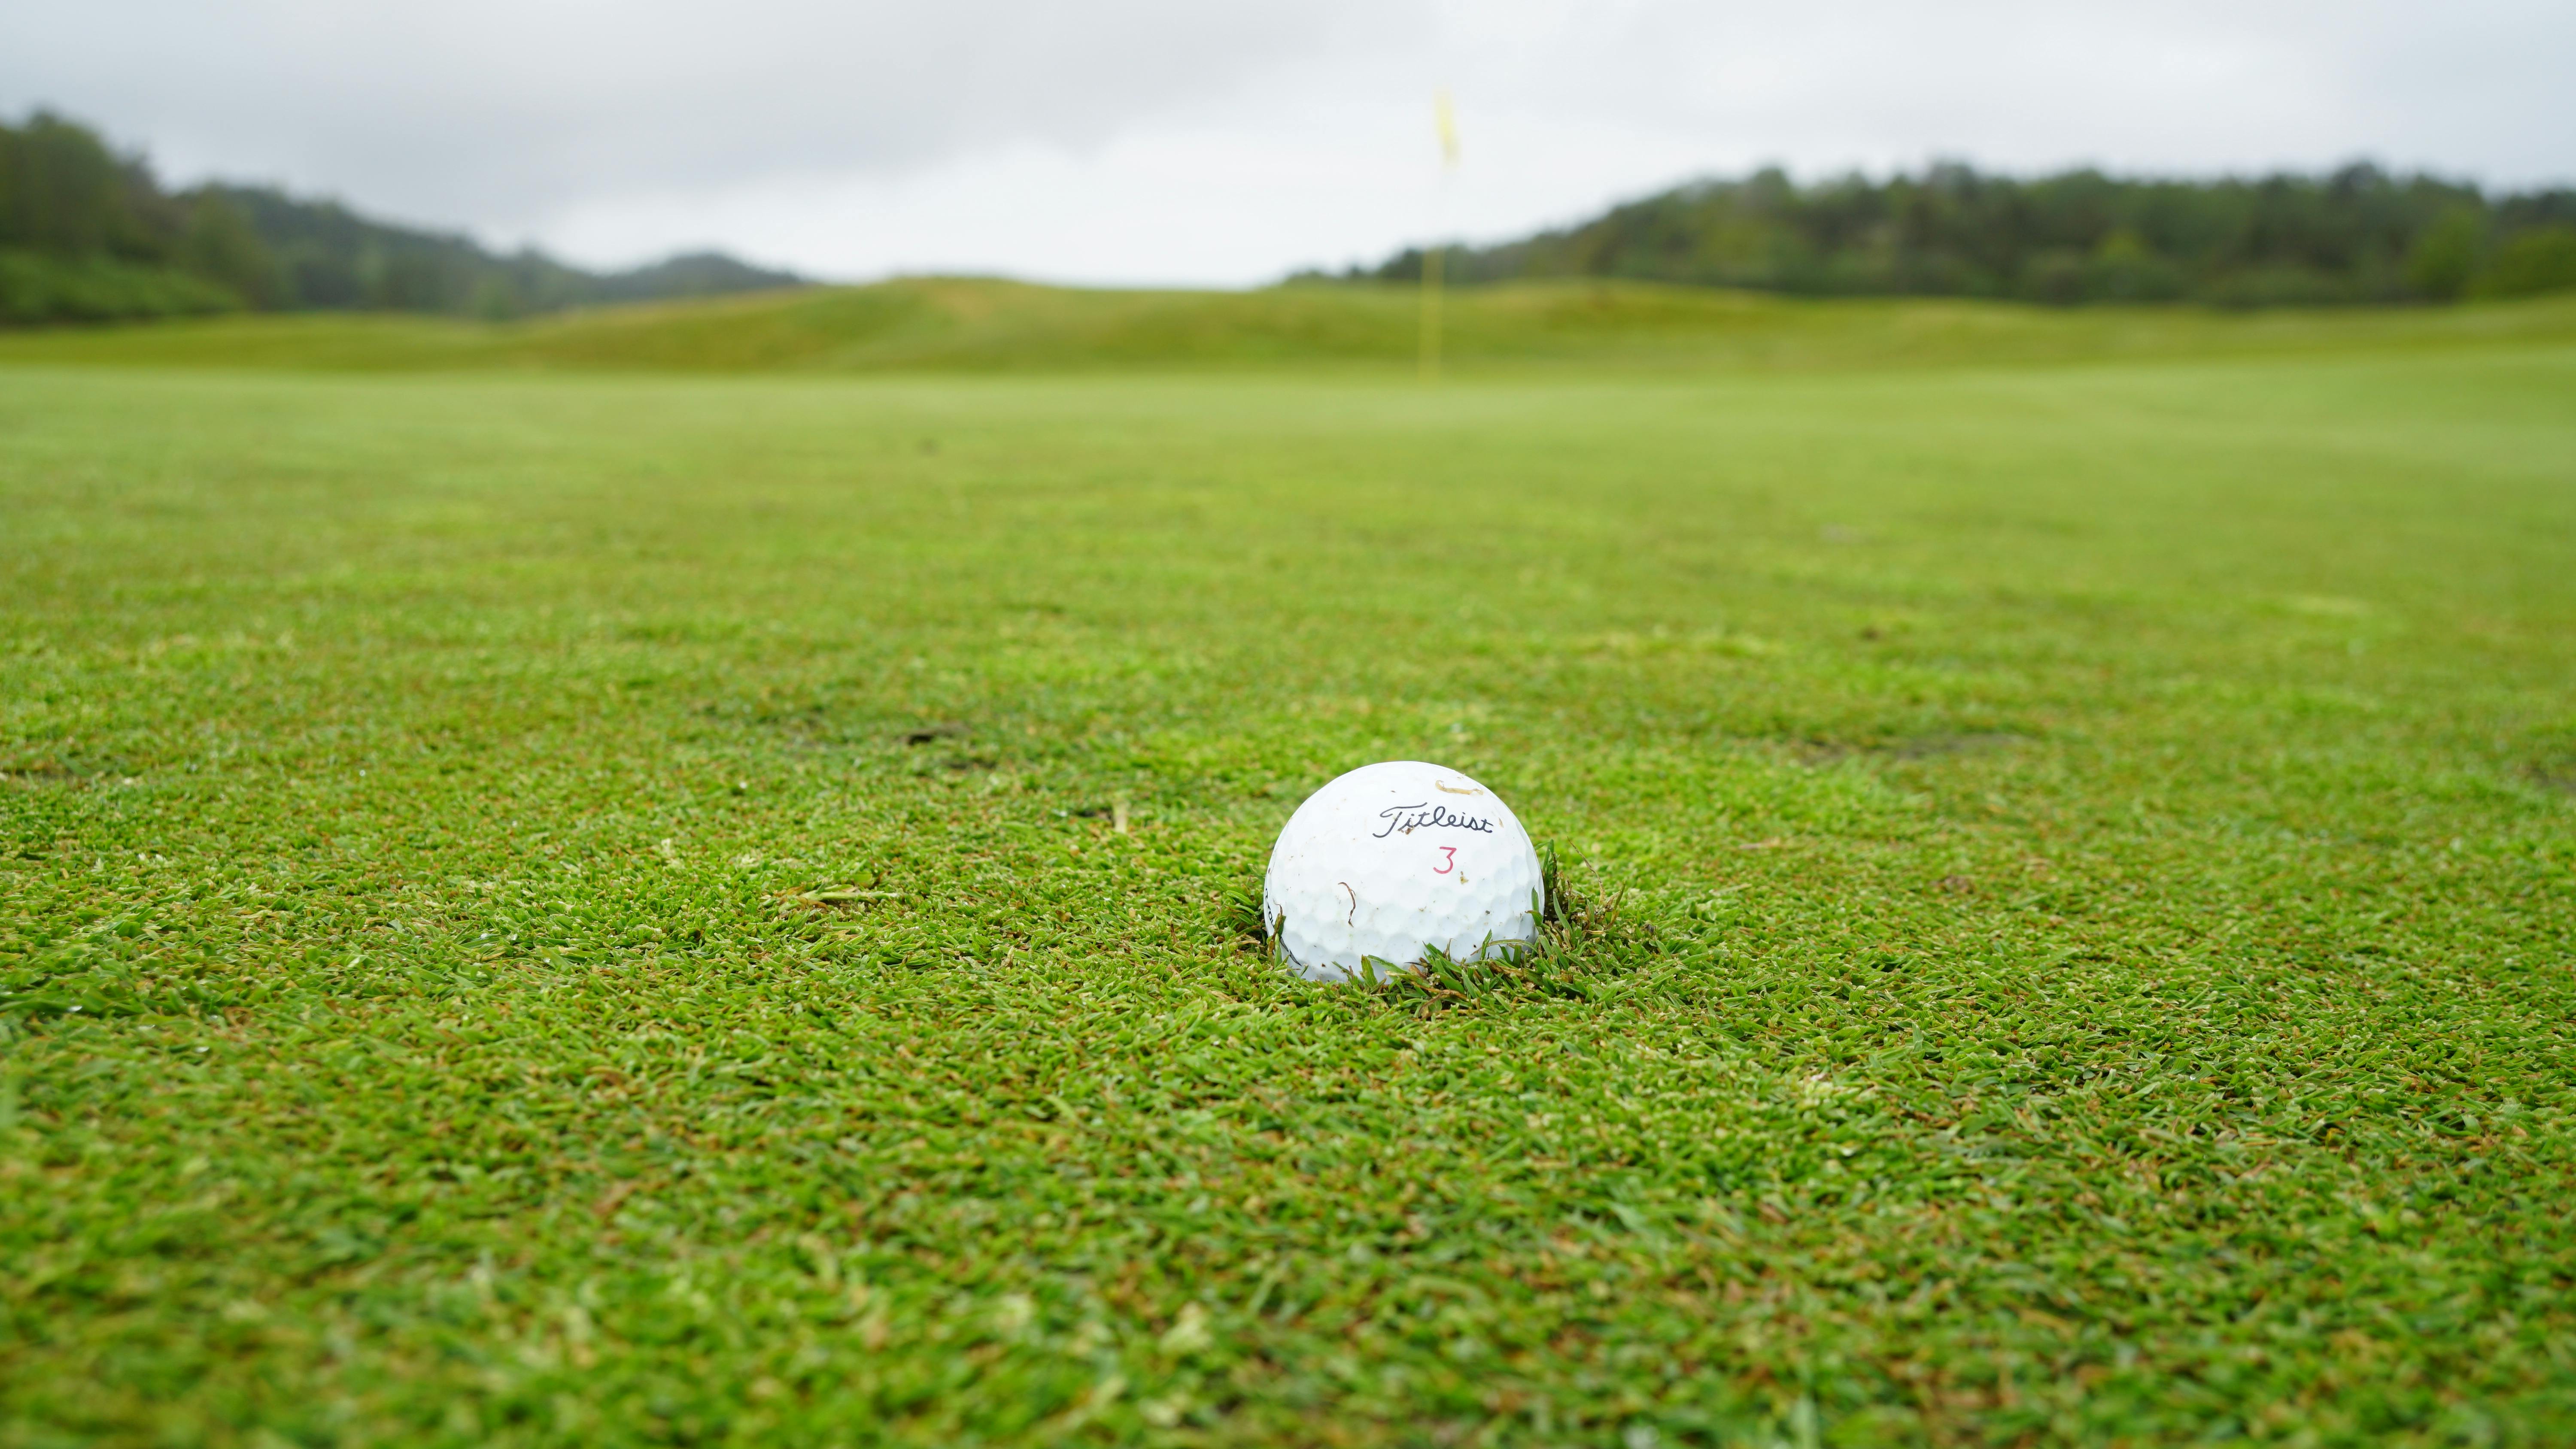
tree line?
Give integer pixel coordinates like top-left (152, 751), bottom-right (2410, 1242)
top-left (0, 110), bottom-right (803, 325)
top-left (1337, 162), bottom-right (2576, 306)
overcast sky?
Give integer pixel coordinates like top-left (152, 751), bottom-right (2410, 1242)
top-left (4, 0), bottom-right (2570, 285)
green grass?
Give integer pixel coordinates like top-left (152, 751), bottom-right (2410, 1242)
top-left (3, 296), bottom-right (2574, 1446)
top-left (3, 275), bottom-right (2575, 374)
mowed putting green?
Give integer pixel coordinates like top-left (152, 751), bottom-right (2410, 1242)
top-left (4, 305), bottom-right (2576, 1445)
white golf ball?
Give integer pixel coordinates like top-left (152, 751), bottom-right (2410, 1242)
top-left (1261, 761), bottom-right (1546, 982)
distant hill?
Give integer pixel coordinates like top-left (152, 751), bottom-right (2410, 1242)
top-left (1331, 164), bottom-right (2576, 308)
top-left (200, 182), bottom-right (804, 318)
top-left (0, 109), bottom-right (806, 324)
top-left (590, 251), bottom-right (805, 304)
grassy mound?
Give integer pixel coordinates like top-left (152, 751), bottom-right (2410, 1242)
top-left (4, 273), bottom-right (2574, 374)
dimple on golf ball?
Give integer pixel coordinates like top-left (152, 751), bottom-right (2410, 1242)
top-left (1261, 761), bottom-right (1545, 982)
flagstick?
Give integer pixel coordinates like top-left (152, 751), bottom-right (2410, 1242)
top-left (1421, 90), bottom-right (1460, 384)
top-left (1420, 240), bottom-right (1443, 382)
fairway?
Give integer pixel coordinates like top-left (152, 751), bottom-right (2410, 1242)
top-left (5, 324), bottom-right (2576, 1445)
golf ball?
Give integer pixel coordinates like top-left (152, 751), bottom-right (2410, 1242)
top-left (1261, 761), bottom-right (1545, 982)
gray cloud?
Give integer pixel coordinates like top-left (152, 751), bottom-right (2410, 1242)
top-left (0, 0), bottom-right (1409, 227)
top-left (1434, 0), bottom-right (2575, 182)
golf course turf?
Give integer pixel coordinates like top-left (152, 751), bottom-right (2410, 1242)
top-left (3, 287), bottom-right (2575, 1445)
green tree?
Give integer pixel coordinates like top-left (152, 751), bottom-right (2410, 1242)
top-left (2472, 224), bottom-right (2576, 299)
top-left (472, 273), bottom-right (527, 320)
top-left (2087, 228), bottom-right (2184, 302)
top-left (181, 191), bottom-right (275, 305)
top-left (0, 111), bottom-right (154, 257)
top-left (3, 109), bottom-right (804, 325)
top-left (1379, 164), bottom-right (2569, 309)
top-left (2405, 206), bottom-right (2484, 300)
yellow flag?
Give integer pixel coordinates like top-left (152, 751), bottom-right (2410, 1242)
top-left (1434, 89), bottom-right (1461, 170)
